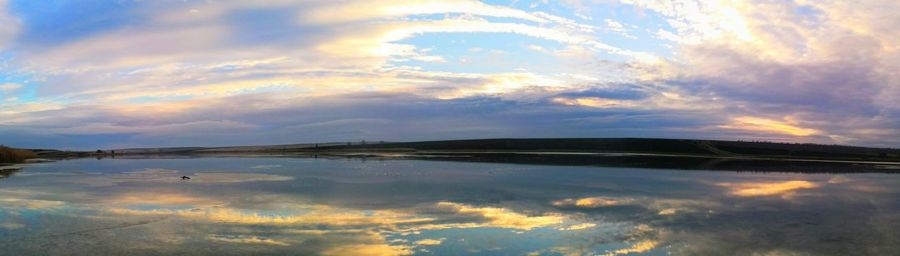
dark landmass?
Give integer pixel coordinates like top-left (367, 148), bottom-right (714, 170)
top-left (372, 152), bottom-right (900, 173)
top-left (19, 138), bottom-right (900, 173)
top-left (102, 138), bottom-right (900, 161)
top-left (316, 138), bottom-right (900, 161)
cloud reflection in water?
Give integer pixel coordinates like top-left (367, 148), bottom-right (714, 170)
top-left (0, 157), bottom-right (898, 255)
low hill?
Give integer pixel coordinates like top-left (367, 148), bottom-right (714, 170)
top-left (315, 138), bottom-right (900, 161)
top-left (105, 138), bottom-right (900, 162)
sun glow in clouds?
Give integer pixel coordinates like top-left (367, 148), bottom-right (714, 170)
top-left (720, 116), bottom-right (820, 137)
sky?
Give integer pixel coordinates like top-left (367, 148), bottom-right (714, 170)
top-left (0, 0), bottom-right (898, 150)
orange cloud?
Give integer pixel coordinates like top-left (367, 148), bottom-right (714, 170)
top-left (552, 196), bottom-right (635, 208)
top-left (719, 116), bottom-right (820, 136)
top-left (718, 180), bottom-right (819, 197)
top-left (601, 240), bottom-right (660, 256)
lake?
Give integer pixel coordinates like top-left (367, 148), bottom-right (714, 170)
top-left (1, 155), bottom-right (899, 255)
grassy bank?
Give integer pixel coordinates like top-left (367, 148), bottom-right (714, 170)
top-left (0, 146), bottom-right (37, 163)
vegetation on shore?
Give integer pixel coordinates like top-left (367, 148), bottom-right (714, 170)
top-left (0, 146), bottom-right (38, 163)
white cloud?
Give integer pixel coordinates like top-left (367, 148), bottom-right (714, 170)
top-left (11, 0), bottom-right (648, 105)
top-left (0, 0), bottom-right (20, 50)
top-left (0, 83), bottom-right (22, 92)
top-left (622, 0), bottom-right (900, 145)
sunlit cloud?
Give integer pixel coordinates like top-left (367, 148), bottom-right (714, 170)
top-left (104, 191), bottom-right (221, 207)
top-left (557, 223), bottom-right (597, 231)
top-left (623, 0), bottom-right (754, 43)
top-left (718, 180), bottom-right (819, 198)
top-left (552, 196), bottom-right (634, 208)
top-left (99, 197), bottom-right (582, 255)
top-left (437, 202), bottom-right (565, 230)
top-left (551, 97), bottom-right (635, 108)
top-left (107, 200), bottom-right (567, 232)
top-left (321, 238), bottom-right (414, 256)
top-left (601, 240), bottom-right (660, 256)
top-left (718, 116), bottom-right (820, 137)
top-left (414, 238), bottom-right (444, 246)
top-left (305, 0), bottom-right (561, 25)
top-left (657, 208), bottom-right (677, 215)
top-left (207, 235), bottom-right (291, 246)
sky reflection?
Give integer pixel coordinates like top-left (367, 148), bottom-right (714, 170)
top-left (0, 157), bottom-right (898, 255)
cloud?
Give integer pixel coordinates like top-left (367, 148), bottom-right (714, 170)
top-left (601, 240), bottom-right (660, 256)
top-left (0, 0), bottom-right (19, 50)
top-left (0, 0), bottom-right (667, 150)
top-left (9, 1), bottom-right (637, 103)
top-left (429, 201), bottom-right (565, 230)
top-left (0, 91), bottom-right (725, 149)
top-left (718, 116), bottom-right (820, 137)
top-left (0, 83), bottom-right (22, 92)
top-left (717, 180), bottom-right (819, 198)
top-left (624, 0), bottom-right (900, 146)
top-left (304, 0), bottom-right (560, 25)
top-left (414, 238), bottom-right (444, 246)
top-left (1, 0), bottom-right (898, 148)
top-left (556, 223), bottom-right (597, 231)
top-left (321, 237), bottom-right (414, 256)
top-left (551, 96), bottom-right (637, 108)
top-left (552, 196), bottom-right (634, 208)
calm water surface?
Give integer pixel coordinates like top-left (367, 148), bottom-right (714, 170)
top-left (1, 157), bottom-right (899, 255)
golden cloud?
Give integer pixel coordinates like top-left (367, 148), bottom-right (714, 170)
top-left (718, 180), bottom-right (819, 197)
top-left (719, 116), bottom-right (820, 137)
top-left (601, 240), bottom-right (660, 256)
top-left (552, 196), bottom-right (635, 208)
top-left (414, 238), bottom-right (444, 246)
